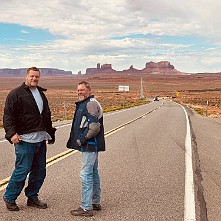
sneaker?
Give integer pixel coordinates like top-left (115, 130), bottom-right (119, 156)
top-left (70, 207), bottom-right (93, 217)
top-left (93, 204), bottom-right (101, 210)
top-left (27, 197), bottom-right (47, 209)
top-left (3, 197), bottom-right (19, 211)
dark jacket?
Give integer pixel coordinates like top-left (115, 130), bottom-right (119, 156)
top-left (66, 95), bottom-right (105, 152)
top-left (3, 82), bottom-right (56, 144)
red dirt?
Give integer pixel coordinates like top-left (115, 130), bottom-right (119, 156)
top-left (0, 74), bottom-right (220, 127)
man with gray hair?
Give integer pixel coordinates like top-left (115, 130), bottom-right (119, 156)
top-left (67, 81), bottom-right (105, 217)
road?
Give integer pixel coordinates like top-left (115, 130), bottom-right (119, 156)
top-left (0, 100), bottom-right (220, 221)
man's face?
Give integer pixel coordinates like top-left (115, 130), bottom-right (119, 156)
top-left (25, 70), bottom-right (40, 88)
top-left (77, 84), bottom-right (91, 101)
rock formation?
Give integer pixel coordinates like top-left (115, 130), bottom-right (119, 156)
top-left (86, 63), bottom-right (116, 74)
top-left (140, 61), bottom-right (181, 74)
top-left (0, 68), bottom-right (72, 77)
top-left (85, 61), bottom-right (182, 75)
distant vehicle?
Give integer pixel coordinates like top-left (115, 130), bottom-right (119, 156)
top-left (154, 96), bottom-right (159, 101)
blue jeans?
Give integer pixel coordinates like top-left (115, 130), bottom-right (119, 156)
top-left (80, 152), bottom-right (101, 210)
top-left (4, 141), bottom-right (47, 203)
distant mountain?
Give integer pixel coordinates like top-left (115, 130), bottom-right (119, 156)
top-left (85, 61), bottom-right (185, 75)
top-left (141, 61), bottom-right (183, 74)
top-left (0, 68), bottom-right (72, 77)
top-left (84, 61), bottom-right (220, 76)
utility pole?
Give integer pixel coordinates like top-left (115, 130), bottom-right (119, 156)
top-left (206, 100), bottom-right (209, 116)
top-left (140, 78), bottom-right (144, 98)
top-left (64, 101), bottom-right (67, 120)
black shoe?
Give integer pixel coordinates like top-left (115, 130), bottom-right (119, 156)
top-left (27, 197), bottom-right (47, 209)
top-left (3, 197), bottom-right (19, 211)
top-left (93, 204), bottom-right (101, 210)
top-left (70, 207), bottom-right (93, 217)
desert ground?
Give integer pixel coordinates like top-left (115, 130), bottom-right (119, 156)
top-left (0, 73), bottom-right (220, 128)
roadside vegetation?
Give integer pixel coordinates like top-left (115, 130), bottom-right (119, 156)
top-left (193, 107), bottom-right (205, 115)
top-left (172, 92), bottom-right (220, 118)
top-left (0, 90), bottom-right (149, 128)
top-left (0, 74), bottom-right (220, 128)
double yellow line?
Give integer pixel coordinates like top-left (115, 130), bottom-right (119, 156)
top-left (0, 105), bottom-right (161, 191)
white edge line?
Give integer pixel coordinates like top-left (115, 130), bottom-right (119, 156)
top-left (180, 104), bottom-right (196, 221)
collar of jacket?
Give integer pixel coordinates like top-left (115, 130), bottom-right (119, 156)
top-left (22, 82), bottom-right (47, 92)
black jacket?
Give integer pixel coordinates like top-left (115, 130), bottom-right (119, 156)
top-left (3, 82), bottom-right (56, 143)
top-left (67, 96), bottom-right (105, 152)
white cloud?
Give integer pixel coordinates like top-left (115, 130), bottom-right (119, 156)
top-left (21, 30), bottom-right (30, 34)
top-left (0, 0), bottom-right (221, 73)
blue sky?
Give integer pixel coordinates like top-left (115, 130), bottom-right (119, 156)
top-left (0, 23), bottom-right (59, 45)
top-left (0, 0), bottom-right (221, 74)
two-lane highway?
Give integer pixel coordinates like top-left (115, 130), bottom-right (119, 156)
top-left (0, 100), bottom-right (220, 220)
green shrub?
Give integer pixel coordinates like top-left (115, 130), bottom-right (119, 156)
top-left (193, 107), bottom-right (204, 115)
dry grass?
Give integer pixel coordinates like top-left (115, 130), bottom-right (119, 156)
top-left (0, 74), bottom-right (220, 128)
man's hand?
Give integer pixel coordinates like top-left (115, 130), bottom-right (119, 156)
top-left (77, 134), bottom-right (87, 146)
top-left (76, 139), bottom-right (82, 146)
top-left (11, 133), bottom-right (21, 144)
top-left (48, 128), bottom-right (56, 144)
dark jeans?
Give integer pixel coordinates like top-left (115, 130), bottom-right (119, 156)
top-left (4, 141), bottom-right (47, 203)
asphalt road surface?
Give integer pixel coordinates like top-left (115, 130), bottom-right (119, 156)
top-left (0, 100), bottom-right (220, 221)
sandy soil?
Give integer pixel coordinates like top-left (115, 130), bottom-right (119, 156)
top-left (0, 74), bottom-right (220, 128)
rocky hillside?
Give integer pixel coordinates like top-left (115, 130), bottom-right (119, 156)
top-left (141, 61), bottom-right (182, 74)
top-left (0, 68), bottom-right (72, 76)
top-left (86, 61), bottom-right (184, 75)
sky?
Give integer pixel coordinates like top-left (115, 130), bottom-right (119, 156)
top-left (0, 0), bottom-right (221, 74)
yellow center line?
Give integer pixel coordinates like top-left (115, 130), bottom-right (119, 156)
top-left (105, 127), bottom-right (124, 137)
top-left (0, 126), bottom-right (125, 190)
top-left (0, 105), bottom-right (162, 190)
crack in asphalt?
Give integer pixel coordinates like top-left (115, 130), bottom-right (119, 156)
top-left (188, 112), bottom-right (208, 221)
